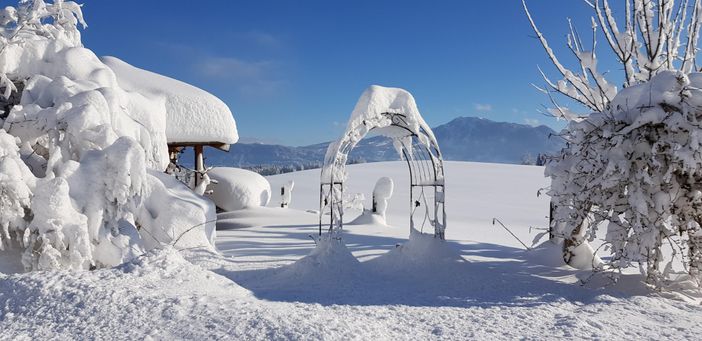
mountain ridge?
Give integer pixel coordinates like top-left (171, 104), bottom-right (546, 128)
top-left (193, 116), bottom-right (564, 171)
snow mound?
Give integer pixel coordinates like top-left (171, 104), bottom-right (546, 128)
top-left (349, 209), bottom-right (387, 225)
top-left (274, 237), bottom-right (360, 283)
top-left (206, 167), bottom-right (271, 211)
top-left (370, 230), bottom-right (464, 270)
top-left (117, 247), bottom-right (235, 287)
top-left (524, 240), bottom-right (569, 268)
top-left (100, 56), bottom-right (238, 145)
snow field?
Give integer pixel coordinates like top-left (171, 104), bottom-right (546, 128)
top-left (1, 162), bottom-right (701, 339)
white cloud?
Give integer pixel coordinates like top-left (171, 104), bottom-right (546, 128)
top-left (196, 57), bottom-right (274, 80)
top-left (524, 118), bottom-right (540, 126)
top-left (242, 31), bottom-right (282, 49)
top-left (194, 57), bottom-right (285, 97)
top-left (474, 103), bottom-right (493, 112)
top-left (157, 35), bottom-right (288, 98)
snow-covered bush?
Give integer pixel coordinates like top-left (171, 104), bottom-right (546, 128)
top-left (547, 71), bottom-right (702, 283)
top-left (0, 0), bottom-right (218, 271)
top-left (526, 0), bottom-right (702, 285)
top-left (0, 130), bottom-right (35, 251)
top-left (205, 167), bottom-right (271, 211)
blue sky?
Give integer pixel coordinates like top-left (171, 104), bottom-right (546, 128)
top-left (78, 1), bottom-right (600, 146)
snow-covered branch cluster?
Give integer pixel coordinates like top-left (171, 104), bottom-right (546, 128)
top-left (547, 71), bottom-right (702, 285)
top-left (524, 0), bottom-right (702, 118)
top-left (0, 1), bottom-right (216, 271)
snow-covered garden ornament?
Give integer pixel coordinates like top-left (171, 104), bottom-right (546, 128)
top-left (320, 85), bottom-right (446, 239)
top-left (372, 177), bottom-right (394, 221)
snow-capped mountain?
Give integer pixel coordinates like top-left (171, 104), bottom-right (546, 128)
top-left (432, 117), bottom-right (563, 163)
top-left (199, 117), bottom-right (564, 169)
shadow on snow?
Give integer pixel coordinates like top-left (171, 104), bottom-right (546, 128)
top-left (188, 224), bottom-right (650, 308)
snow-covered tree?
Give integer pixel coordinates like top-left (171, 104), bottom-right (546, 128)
top-left (0, 0), bottom-right (217, 271)
top-left (525, 0), bottom-right (702, 285)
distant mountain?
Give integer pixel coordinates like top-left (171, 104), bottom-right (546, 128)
top-left (190, 116), bottom-right (564, 171)
top-left (432, 117), bottom-right (563, 163)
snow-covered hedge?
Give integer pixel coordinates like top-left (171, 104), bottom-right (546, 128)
top-left (0, 1), bottom-right (217, 271)
top-left (547, 71), bottom-right (702, 284)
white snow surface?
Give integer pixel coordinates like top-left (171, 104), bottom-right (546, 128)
top-left (3, 161), bottom-right (702, 339)
top-left (205, 167), bottom-right (271, 211)
top-left (100, 56), bottom-right (238, 145)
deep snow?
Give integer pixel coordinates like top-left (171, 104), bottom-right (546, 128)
top-left (1, 161), bottom-right (701, 339)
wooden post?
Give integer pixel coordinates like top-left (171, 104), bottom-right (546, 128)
top-left (281, 187), bottom-right (286, 208)
top-left (549, 201), bottom-right (554, 240)
top-left (194, 145), bottom-right (204, 187)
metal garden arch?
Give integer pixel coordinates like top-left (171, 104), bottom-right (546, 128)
top-left (319, 86), bottom-right (447, 240)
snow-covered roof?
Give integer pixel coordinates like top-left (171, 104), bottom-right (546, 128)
top-left (100, 56), bottom-right (239, 146)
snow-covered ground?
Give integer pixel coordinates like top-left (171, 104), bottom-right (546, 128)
top-left (1, 161), bottom-right (701, 339)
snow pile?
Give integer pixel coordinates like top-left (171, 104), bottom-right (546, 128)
top-left (349, 210), bottom-right (387, 225)
top-left (273, 237), bottom-right (361, 285)
top-left (321, 85), bottom-right (440, 183)
top-left (547, 70), bottom-right (702, 284)
top-left (0, 1), bottom-right (218, 271)
top-left (370, 230), bottom-right (464, 271)
top-left (205, 167), bottom-right (271, 211)
top-left (101, 56), bottom-right (238, 145)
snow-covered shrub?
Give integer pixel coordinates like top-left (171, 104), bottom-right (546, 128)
top-left (0, 1), bottom-right (218, 271)
top-left (137, 170), bottom-right (217, 250)
top-left (526, 0), bottom-right (702, 285)
top-left (548, 71), bottom-right (702, 283)
top-left (205, 167), bottom-right (271, 211)
top-left (26, 176), bottom-right (91, 270)
top-left (0, 130), bottom-right (35, 250)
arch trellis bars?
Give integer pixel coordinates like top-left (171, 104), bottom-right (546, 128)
top-left (319, 85), bottom-right (447, 240)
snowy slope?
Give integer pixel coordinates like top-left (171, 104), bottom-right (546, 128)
top-left (1, 162), bottom-right (701, 339)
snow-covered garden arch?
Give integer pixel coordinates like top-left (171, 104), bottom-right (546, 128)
top-left (320, 85), bottom-right (446, 239)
